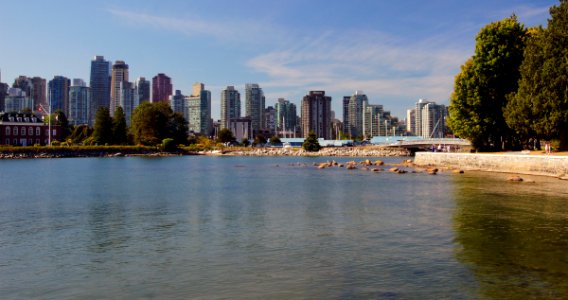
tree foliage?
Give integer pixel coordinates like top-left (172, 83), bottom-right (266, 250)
top-left (54, 109), bottom-right (71, 140)
top-left (130, 102), bottom-right (188, 146)
top-left (505, 1), bottom-right (568, 150)
top-left (302, 131), bottom-right (321, 152)
top-left (269, 136), bottom-right (282, 144)
top-left (448, 16), bottom-right (526, 151)
top-left (253, 134), bottom-right (267, 146)
top-left (92, 107), bottom-right (113, 145)
top-left (217, 128), bottom-right (235, 143)
top-left (112, 106), bottom-right (128, 145)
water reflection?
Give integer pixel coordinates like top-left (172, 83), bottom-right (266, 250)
top-left (452, 174), bottom-right (568, 299)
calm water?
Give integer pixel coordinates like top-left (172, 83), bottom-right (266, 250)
top-left (1, 156), bottom-right (567, 299)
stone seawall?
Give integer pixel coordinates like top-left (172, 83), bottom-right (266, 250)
top-left (414, 152), bottom-right (568, 177)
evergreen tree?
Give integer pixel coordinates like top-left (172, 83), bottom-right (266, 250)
top-left (505, 0), bottom-right (568, 150)
top-left (92, 107), bottom-right (113, 145)
top-left (302, 131), bottom-right (321, 152)
top-left (112, 106), bottom-right (128, 145)
top-left (130, 102), bottom-right (188, 145)
top-left (217, 128), bottom-right (235, 143)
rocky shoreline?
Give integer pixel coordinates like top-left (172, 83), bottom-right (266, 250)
top-left (202, 147), bottom-right (410, 157)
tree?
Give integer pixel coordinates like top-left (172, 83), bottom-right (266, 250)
top-left (92, 107), bottom-right (113, 145)
top-left (130, 102), bottom-right (187, 145)
top-left (253, 134), bottom-right (266, 146)
top-left (112, 106), bottom-right (128, 145)
top-left (68, 124), bottom-right (93, 144)
top-left (217, 128), bottom-right (235, 143)
top-left (505, 1), bottom-right (568, 150)
top-left (54, 109), bottom-right (71, 140)
top-left (302, 131), bottom-right (321, 152)
top-left (448, 16), bottom-right (527, 151)
top-left (241, 138), bottom-right (250, 147)
top-left (269, 136), bottom-right (282, 144)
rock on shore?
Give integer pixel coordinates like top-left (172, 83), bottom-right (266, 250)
top-left (218, 147), bottom-right (410, 157)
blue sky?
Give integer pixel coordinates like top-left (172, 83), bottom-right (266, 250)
top-left (0, 0), bottom-right (557, 120)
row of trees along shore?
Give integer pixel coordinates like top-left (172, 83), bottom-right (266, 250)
top-left (448, 0), bottom-right (567, 151)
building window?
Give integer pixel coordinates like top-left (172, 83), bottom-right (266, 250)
top-left (28, 127), bottom-right (33, 136)
top-left (22, 127), bottom-right (26, 136)
top-left (36, 127), bottom-right (40, 136)
top-left (45, 129), bottom-right (49, 136)
top-left (13, 139), bottom-right (17, 145)
top-left (5, 138), bottom-right (9, 144)
top-left (35, 139), bottom-right (40, 145)
top-left (14, 127), bottom-right (18, 135)
top-left (5, 126), bottom-right (11, 136)
top-left (52, 129), bottom-right (57, 136)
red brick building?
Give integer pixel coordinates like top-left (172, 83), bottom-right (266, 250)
top-left (0, 112), bottom-right (61, 146)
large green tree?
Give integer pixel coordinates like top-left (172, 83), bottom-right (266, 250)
top-left (302, 131), bottom-right (321, 152)
top-left (130, 102), bottom-right (188, 145)
top-left (112, 106), bottom-right (128, 145)
top-left (505, 1), bottom-right (568, 150)
top-left (217, 128), bottom-right (235, 143)
top-left (92, 107), bottom-right (113, 145)
top-left (448, 16), bottom-right (527, 151)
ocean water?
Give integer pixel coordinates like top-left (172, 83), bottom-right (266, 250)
top-left (1, 156), bottom-right (567, 299)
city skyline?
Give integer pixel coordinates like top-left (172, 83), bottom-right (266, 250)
top-left (0, 0), bottom-right (556, 119)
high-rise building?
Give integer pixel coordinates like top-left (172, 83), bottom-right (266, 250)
top-left (301, 91), bottom-right (332, 139)
top-left (13, 76), bottom-right (33, 98)
top-left (186, 83), bottom-right (211, 135)
top-left (110, 60), bottom-right (129, 116)
top-left (170, 90), bottom-right (185, 114)
top-left (220, 86), bottom-right (241, 130)
top-left (31, 77), bottom-right (47, 108)
top-left (89, 56), bottom-right (111, 114)
top-left (48, 76), bottom-right (71, 115)
top-left (363, 104), bottom-right (384, 138)
top-left (275, 98), bottom-right (297, 137)
top-left (264, 106), bottom-right (276, 136)
top-left (69, 79), bottom-right (91, 126)
top-left (134, 77), bottom-right (150, 108)
top-left (119, 81), bottom-right (135, 126)
top-left (420, 102), bottom-right (446, 138)
top-left (152, 73), bottom-right (172, 103)
top-left (406, 109), bottom-right (416, 135)
top-left (344, 91), bottom-right (368, 138)
top-left (245, 83), bottom-right (265, 136)
top-left (4, 88), bottom-right (33, 112)
top-left (0, 81), bottom-right (7, 112)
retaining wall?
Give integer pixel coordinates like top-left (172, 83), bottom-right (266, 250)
top-left (414, 152), bottom-right (568, 177)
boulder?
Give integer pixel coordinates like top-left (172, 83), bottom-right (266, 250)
top-left (507, 176), bottom-right (524, 182)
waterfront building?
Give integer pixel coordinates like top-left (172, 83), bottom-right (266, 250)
top-left (186, 83), bottom-right (211, 135)
top-left (48, 76), bottom-right (70, 114)
top-left (13, 76), bottom-right (33, 99)
top-left (134, 77), bottom-right (150, 108)
top-left (152, 73), bottom-right (172, 103)
top-left (414, 99), bottom-right (446, 138)
top-left (0, 112), bottom-right (61, 146)
top-left (4, 88), bottom-right (33, 112)
top-left (220, 86), bottom-right (240, 130)
top-left (406, 109), bottom-right (416, 136)
top-left (245, 83), bottom-right (265, 136)
top-left (264, 106), bottom-right (276, 137)
top-left (363, 104), bottom-right (384, 138)
top-left (119, 81), bottom-right (135, 125)
top-left (169, 90), bottom-right (185, 115)
top-left (110, 60), bottom-right (129, 116)
top-left (229, 117), bottom-right (252, 141)
top-left (0, 82), bottom-right (8, 112)
top-left (31, 77), bottom-right (47, 108)
top-left (344, 91), bottom-right (368, 138)
top-left (89, 55), bottom-right (111, 114)
top-left (68, 79), bottom-right (91, 126)
top-left (275, 98), bottom-right (297, 137)
top-left (301, 91), bottom-right (332, 139)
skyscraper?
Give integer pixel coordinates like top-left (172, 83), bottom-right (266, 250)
top-left (134, 77), bottom-right (150, 108)
top-left (170, 90), bottom-right (185, 114)
top-left (152, 73), bottom-right (172, 103)
top-left (48, 76), bottom-right (70, 114)
top-left (186, 83), bottom-right (211, 135)
top-left (31, 77), bottom-right (47, 108)
top-left (245, 83), bottom-right (265, 136)
top-left (69, 79), bottom-right (91, 126)
top-left (301, 91), bottom-right (332, 139)
top-left (119, 81), bottom-right (135, 126)
top-left (13, 76), bottom-right (33, 98)
top-left (220, 86), bottom-right (240, 130)
top-left (275, 98), bottom-right (297, 137)
top-left (110, 60), bottom-right (129, 116)
top-left (344, 91), bottom-right (368, 138)
top-left (89, 55), bottom-right (111, 114)
top-left (0, 70), bottom-right (8, 112)
top-left (264, 106), bottom-right (276, 136)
